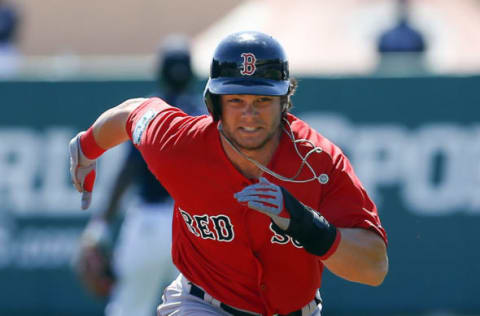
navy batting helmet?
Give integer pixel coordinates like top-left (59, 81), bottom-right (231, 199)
top-left (156, 35), bottom-right (193, 91)
top-left (204, 31), bottom-right (292, 121)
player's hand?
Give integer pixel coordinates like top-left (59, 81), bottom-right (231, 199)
top-left (73, 218), bottom-right (116, 297)
top-left (236, 177), bottom-right (339, 257)
top-left (234, 177), bottom-right (290, 230)
top-left (69, 132), bottom-right (97, 210)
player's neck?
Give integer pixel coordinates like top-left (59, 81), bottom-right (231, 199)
top-left (220, 129), bottom-right (281, 180)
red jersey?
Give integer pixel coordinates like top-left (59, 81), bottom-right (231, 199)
top-left (126, 98), bottom-right (387, 316)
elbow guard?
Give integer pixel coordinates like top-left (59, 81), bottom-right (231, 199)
top-left (277, 187), bottom-right (340, 258)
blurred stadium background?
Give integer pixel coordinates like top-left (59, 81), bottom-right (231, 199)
top-left (1, 0), bottom-right (480, 315)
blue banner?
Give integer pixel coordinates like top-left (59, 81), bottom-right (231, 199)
top-left (0, 76), bottom-right (479, 315)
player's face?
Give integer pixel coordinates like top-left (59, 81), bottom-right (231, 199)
top-left (220, 94), bottom-right (282, 151)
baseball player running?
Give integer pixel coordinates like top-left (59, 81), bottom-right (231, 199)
top-left (69, 31), bottom-right (388, 316)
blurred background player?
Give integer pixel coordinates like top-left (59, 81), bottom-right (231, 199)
top-left (74, 34), bottom-right (205, 316)
top-left (0, 0), bottom-right (21, 77)
top-left (374, 0), bottom-right (428, 75)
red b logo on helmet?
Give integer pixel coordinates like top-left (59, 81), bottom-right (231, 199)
top-left (240, 53), bottom-right (256, 76)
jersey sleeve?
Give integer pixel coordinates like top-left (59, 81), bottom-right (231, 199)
top-left (320, 151), bottom-right (388, 246)
top-left (125, 96), bottom-right (202, 148)
top-left (124, 97), bottom-right (181, 174)
top-left (124, 97), bottom-right (209, 192)
top-left (126, 97), bottom-right (173, 144)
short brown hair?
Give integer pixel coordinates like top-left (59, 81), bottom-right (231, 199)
top-left (281, 77), bottom-right (298, 114)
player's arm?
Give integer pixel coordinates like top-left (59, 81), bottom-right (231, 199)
top-left (234, 177), bottom-right (388, 286)
top-left (322, 227), bottom-right (387, 286)
top-left (74, 146), bottom-right (142, 297)
top-left (88, 98), bottom-right (147, 149)
top-left (69, 98), bottom-right (147, 209)
top-left (102, 153), bottom-right (141, 220)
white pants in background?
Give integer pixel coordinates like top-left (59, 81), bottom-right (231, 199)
top-left (106, 200), bottom-right (178, 316)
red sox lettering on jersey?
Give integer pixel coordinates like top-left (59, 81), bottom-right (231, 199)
top-left (179, 207), bottom-right (302, 248)
top-left (179, 208), bottom-right (235, 242)
top-left (126, 98), bottom-right (387, 316)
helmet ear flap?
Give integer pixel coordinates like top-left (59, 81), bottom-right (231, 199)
top-left (204, 90), bottom-right (221, 121)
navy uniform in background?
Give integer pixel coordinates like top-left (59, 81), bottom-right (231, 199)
top-left (76, 35), bottom-right (205, 316)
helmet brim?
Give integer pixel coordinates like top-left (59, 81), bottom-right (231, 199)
top-left (207, 77), bottom-right (289, 96)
